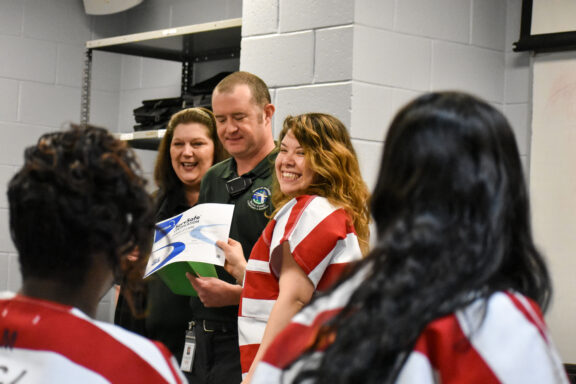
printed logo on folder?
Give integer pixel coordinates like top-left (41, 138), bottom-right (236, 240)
top-left (144, 203), bottom-right (235, 296)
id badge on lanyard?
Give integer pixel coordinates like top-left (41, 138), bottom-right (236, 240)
top-left (181, 321), bottom-right (196, 372)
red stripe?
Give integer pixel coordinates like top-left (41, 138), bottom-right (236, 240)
top-left (292, 209), bottom-right (351, 275)
top-left (316, 263), bottom-right (348, 291)
top-left (249, 220), bottom-right (275, 261)
top-left (242, 270), bottom-right (280, 300)
top-left (281, 195), bottom-right (315, 243)
top-left (262, 218), bottom-right (276, 247)
top-left (3, 296), bottom-right (179, 383)
top-left (414, 313), bottom-right (500, 383)
top-left (268, 197), bottom-right (312, 280)
top-left (240, 344), bottom-right (260, 374)
top-left (263, 308), bottom-right (342, 369)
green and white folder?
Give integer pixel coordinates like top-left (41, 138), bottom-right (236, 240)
top-left (144, 203), bottom-right (235, 296)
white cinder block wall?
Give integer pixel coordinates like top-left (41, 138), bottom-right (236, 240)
top-left (0, 0), bottom-right (531, 323)
top-left (94, 0), bottom-right (242, 320)
top-left (241, 0), bottom-right (531, 190)
top-left (0, 0), bottom-right (241, 322)
top-left (504, 0), bottom-right (532, 171)
top-left (0, 0), bottom-right (120, 299)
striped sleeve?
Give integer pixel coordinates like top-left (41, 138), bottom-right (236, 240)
top-left (253, 269), bottom-right (368, 383)
top-left (269, 195), bottom-right (361, 290)
top-left (0, 297), bottom-right (186, 384)
top-left (254, 290), bottom-right (569, 384)
top-left (404, 292), bottom-right (569, 384)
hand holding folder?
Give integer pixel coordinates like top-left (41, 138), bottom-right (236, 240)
top-left (144, 203), bottom-right (235, 296)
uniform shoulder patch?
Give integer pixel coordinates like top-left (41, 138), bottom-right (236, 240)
top-left (248, 187), bottom-right (271, 211)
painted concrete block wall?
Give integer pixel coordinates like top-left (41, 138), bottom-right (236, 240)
top-left (241, 0), bottom-right (529, 193)
top-left (96, 0), bottom-right (242, 321)
top-left (112, 0), bottom-right (242, 185)
top-left (241, 0), bottom-right (356, 145)
top-left (0, 0), bottom-right (128, 326)
top-left (0, 0), bottom-right (133, 323)
top-left (0, 0), bottom-right (531, 324)
top-left (504, 0), bottom-right (532, 170)
top-left (0, 0), bottom-right (241, 322)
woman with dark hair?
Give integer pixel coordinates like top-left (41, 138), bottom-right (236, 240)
top-left (114, 107), bottom-right (228, 370)
top-left (1, 124), bottom-right (186, 383)
top-left (252, 92), bottom-right (568, 383)
top-left (218, 113), bottom-right (370, 382)
top-left (154, 107), bottom-right (228, 210)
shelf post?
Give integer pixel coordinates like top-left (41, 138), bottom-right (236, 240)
top-left (81, 49), bottom-right (93, 126)
top-left (181, 34), bottom-right (194, 105)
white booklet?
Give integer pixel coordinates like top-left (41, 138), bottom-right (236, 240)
top-left (144, 203), bottom-right (234, 295)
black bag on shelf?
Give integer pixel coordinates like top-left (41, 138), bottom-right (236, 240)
top-left (188, 71), bottom-right (231, 94)
top-left (132, 71), bottom-right (233, 132)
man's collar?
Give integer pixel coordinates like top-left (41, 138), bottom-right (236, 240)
top-left (221, 148), bottom-right (278, 179)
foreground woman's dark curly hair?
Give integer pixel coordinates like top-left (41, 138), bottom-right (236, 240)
top-left (292, 91), bottom-right (551, 383)
top-left (8, 124), bottom-right (155, 310)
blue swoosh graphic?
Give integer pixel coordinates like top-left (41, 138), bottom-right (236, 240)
top-left (148, 242), bottom-right (185, 274)
top-left (189, 224), bottom-right (226, 245)
top-left (154, 214), bottom-right (183, 242)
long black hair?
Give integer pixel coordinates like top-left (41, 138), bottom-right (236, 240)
top-left (294, 91), bottom-right (551, 383)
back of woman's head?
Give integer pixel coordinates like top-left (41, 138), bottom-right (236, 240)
top-left (371, 91), bottom-right (549, 308)
top-left (271, 113), bottom-right (370, 254)
top-left (293, 92), bottom-right (551, 384)
top-left (154, 107), bottom-right (227, 194)
top-left (8, 124), bottom-right (155, 289)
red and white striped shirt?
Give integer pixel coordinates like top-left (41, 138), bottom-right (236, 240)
top-left (238, 195), bottom-right (362, 375)
top-left (253, 269), bottom-right (569, 384)
top-left (0, 293), bottom-right (187, 384)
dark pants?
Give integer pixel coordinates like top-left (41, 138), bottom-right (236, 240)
top-left (185, 320), bottom-right (242, 384)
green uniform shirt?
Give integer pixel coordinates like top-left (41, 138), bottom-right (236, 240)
top-left (191, 149), bottom-right (277, 321)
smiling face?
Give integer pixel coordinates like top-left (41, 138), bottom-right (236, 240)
top-left (170, 122), bottom-right (215, 190)
top-left (212, 84), bottom-right (273, 161)
top-left (275, 129), bottom-right (316, 197)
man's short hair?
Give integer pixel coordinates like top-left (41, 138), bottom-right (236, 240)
top-left (213, 71), bottom-right (271, 107)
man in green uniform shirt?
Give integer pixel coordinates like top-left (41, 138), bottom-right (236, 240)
top-left (186, 71), bottom-right (276, 384)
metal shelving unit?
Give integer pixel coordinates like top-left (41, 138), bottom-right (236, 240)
top-left (82, 18), bottom-right (241, 149)
top-left (116, 129), bottom-right (166, 150)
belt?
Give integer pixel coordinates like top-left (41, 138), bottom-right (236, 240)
top-left (195, 319), bottom-right (237, 333)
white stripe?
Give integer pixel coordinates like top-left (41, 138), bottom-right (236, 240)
top-left (514, 293), bottom-right (547, 339)
top-left (512, 294), bottom-right (567, 380)
top-left (281, 351), bottom-right (323, 384)
top-left (270, 197), bottom-right (338, 255)
top-left (1, 299), bottom-right (183, 384)
top-left (252, 362), bottom-right (284, 384)
top-left (270, 201), bottom-right (293, 252)
top-left (238, 316), bottom-right (267, 346)
top-left (95, 320), bottom-right (183, 384)
top-left (272, 197), bottom-right (298, 221)
top-left (291, 266), bottom-right (369, 327)
top-left (246, 259), bottom-right (270, 273)
top-left (397, 351), bottom-right (438, 384)
top-left (241, 297), bottom-right (276, 320)
top-left (67, 307), bottom-right (182, 384)
top-left (331, 233), bottom-right (362, 263)
top-left (307, 244), bottom-right (336, 287)
top-left (0, 348), bottom-right (109, 383)
top-left (456, 292), bottom-right (569, 384)
top-left (0, 291), bottom-right (16, 299)
top-left (286, 197), bottom-right (337, 252)
top-left (308, 234), bottom-right (362, 287)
